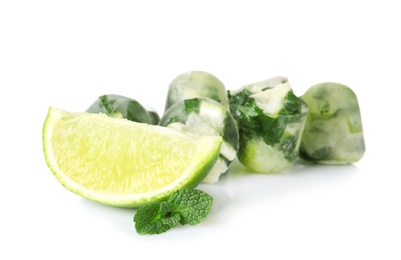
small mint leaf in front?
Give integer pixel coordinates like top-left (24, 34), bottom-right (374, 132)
top-left (134, 202), bottom-right (180, 235)
top-left (167, 189), bottom-right (213, 225)
top-left (133, 189), bottom-right (214, 235)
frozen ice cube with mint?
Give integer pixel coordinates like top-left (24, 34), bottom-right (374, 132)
top-left (299, 82), bottom-right (365, 164)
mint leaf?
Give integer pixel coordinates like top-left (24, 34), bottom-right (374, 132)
top-left (133, 189), bottom-right (213, 235)
top-left (134, 202), bottom-right (180, 235)
top-left (168, 188), bottom-right (213, 225)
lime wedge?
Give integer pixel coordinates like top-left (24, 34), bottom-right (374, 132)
top-left (42, 107), bottom-right (222, 208)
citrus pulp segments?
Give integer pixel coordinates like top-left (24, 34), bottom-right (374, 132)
top-left (42, 107), bottom-right (222, 207)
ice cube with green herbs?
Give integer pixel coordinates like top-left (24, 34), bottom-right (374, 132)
top-left (86, 94), bottom-right (160, 125)
top-left (299, 82), bottom-right (365, 164)
top-left (160, 98), bottom-right (239, 183)
top-left (228, 76), bottom-right (308, 173)
top-left (165, 71), bottom-right (229, 110)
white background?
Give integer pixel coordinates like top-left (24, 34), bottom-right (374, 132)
top-left (1, 1), bottom-right (400, 259)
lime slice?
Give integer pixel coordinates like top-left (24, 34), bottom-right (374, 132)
top-left (42, 107), bottom-right (222, 208)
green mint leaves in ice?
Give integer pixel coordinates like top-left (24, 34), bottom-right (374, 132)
top-left (299, 82), bottom-right (365, 164)
top-left (165, 70), bottom-right (229, 110)
top-left (134, 189), bottom-right (213, 235)
top-left (160, 98), bottom-right (239, 184)
top-left (86, 94), bottom-right (160, 125)
top-left (228, 76), bottom-right (308, 173)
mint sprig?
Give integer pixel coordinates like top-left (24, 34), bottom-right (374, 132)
top-left (134, 189), bottom-right (213, 235)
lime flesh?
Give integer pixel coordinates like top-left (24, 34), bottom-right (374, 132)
top-left (42, 107), bottom-right (222, 207)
